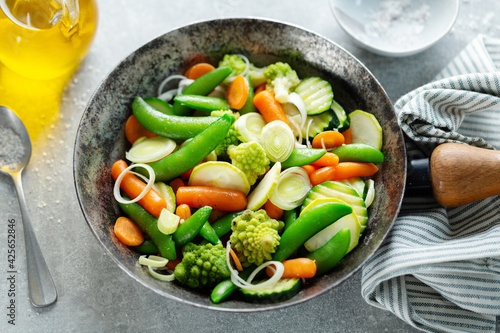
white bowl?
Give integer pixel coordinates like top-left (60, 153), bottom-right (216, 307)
top-left (330, 0), bottom-right (460, 57)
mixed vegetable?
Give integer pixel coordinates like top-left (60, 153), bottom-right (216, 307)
top-left (111, 54), bottom-right (384, 303)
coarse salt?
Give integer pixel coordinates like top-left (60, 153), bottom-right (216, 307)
top-left (364, 0), bottom-right (430, 50)
top-left (0, 125), bottom-right (25, 168)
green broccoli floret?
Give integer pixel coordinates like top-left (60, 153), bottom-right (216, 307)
top-left (174, 242), bottom-right (230, 289)
top-left (219, 54), bottom-right (267, 87)
top-left (247, 63), bottom-right (267, 87)
top-left (230, 209), bottom-right (285, 267)
top-left (263, 62), bottom-right (301, 104)
top-left (227, 141), bottom-right (270, 186)
top-left (210, 110), bottom-right (241, 159)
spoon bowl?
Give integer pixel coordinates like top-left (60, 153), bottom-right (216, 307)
top-left (0, 106), bottom-right (57, 307)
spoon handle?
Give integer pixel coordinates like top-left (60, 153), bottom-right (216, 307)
top-left (11, 172), bottom-right (57, 307)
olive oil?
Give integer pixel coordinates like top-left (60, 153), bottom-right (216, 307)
top-left (0, 0), bottom-right (98, 139)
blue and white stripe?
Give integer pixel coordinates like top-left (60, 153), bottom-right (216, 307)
top-left (361, 35), bottom-right (500, 333)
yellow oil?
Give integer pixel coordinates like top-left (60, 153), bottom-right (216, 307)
top-left (0, 0), bottom-right (97, 140)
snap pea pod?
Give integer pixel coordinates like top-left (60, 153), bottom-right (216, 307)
top-left (143, 113), bottom-right (234, 182)
top-left (238, 75), bottom-right (257, 114)
top-left (211, 210), bottom-right (245, 238)
top-left (272, 202), bottom-right (352, 262)
top-left (174, 95), bottom-right (230, 112)
top-left (118, 198), bottom-right (177, 260)
top-left (282, 208), bottom-right (298, 231)
top-left (132, 96), bottom-right (218, 140)
top-left (199, 221), bottom-right (221, 244)
top-left (173, 66), bottom-right (233, 116)
top-left (210, 266), bottom-right (254, 304)
top-left (133, 239), bottom-right (159, 255)
top-left (307, 228), bottom-right (350, 275)
top-left (332, 143), bottom-right (384, 163)
top-left (144, 97), bottom-right (175, 115)
top-left (281, 148), bottom-right (326, 168)
top-left (172, 206), bottom-right (213, 248)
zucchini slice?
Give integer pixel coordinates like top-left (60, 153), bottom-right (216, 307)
top-left (301, 181), bottom-right (368, 233)
top-left (349, 110), bottom-right (383, 150)
top-left (331, 100), bottom-right (350, 132)
top-left (294, 77), bottom-right (334, 115)
top-left (240, 278), bottom-right (302, 303)
top-left (284, 104), bottom-right (336, 140)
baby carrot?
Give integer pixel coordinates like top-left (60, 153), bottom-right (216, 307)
top-left (310, 152), bottom-right (339, 167)
top-left (229, 247), bottom-right (243, 271)
top-left (310, 166), bottom-right (336, 186)
top-left (175, 204), bottom-right (192, 222)
top-left (185, 62), bottom-right (215, 80)
top-left (254, 82), bottom-right (266, 95)
top-left (312, 131), bottom-right (345, 150)
top-left (166, 259), bottom-right (181, 271)
top-left (342, 128), bottom-right (352, 144)
top-left (333, 162), bottom-right (378, 180)
top-left (226, 75), bottom-right (250, 110)
top-left (176, 186), bottom-right (247, 212)
top-left (253, 89), bottom-right (291, 126)
top-left (264, 199), bottom-right (284, 220)
top-left (114, 216), bottom-right (144, 246)
top-left (266, 258), bottom-right (317, 279)
top-left (169, 178), bottom-right (186, 193)
top-left (301, 164), bottom-right (318, 176)
top-left (111, 160), bottom-right (167, 217)
top-left (309, 162), bottom-right (378, 186)
top-left (124, 115), bottom-right (157, 144)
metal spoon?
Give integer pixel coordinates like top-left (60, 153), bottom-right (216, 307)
top-left (0, 106), bottom-right (57, 307)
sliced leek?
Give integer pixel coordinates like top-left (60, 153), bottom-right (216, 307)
top-left (287, 92), bottom-right (307, 129)
top-left (113, 163), bottom-right (155, 205)
top-left (234, 112), bottom-right (266, 143)
top-left (138, 255), bottom-right (168, 267)
top-left (269, 167), bottom-right (311, 210)
top-left (226, 241), bottom-right (284, 292)
top-left (261, 120), bottom-right (295, 162)
top-left (147, 266), bottom-right (175, 281)
top-left (126, 136), bottom-right (177, 163)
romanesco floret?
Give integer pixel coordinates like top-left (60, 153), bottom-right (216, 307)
top-left (263, 62), bottom-right (301, 104)
top-left (211, 110), bottom-right (241, 159)
top-left (174, 242), bottom-right (230, 289)
top-left (230, 209), bottom-right (285, 267)
top-left (227, 141), bottom-right (270, 185)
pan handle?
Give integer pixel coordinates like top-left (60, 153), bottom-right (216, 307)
top-left (406, 142), bottom-right (500, 207)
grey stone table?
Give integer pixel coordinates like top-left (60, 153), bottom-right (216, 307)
top-left (0, 0), bottom-right (498, 332)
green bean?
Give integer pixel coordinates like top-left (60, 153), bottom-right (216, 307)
top-left (143, 113), bottom-right (234, 182)
top-left (172, 206), bottom-right (212, 248)
top-left (272, 202), bottom-right (352, 262)
top-left (174, 95), bottom-right (230, 112)
top-left (332, 143), bottom-right (384, 163)
top-left (306, 228), bottom-right (350, 275)
top-left (118, 199), bottom-right (176, 260)
top-left (132, 96), bottom-right (217, 140)
top-left (281, 148), bottom-right (326, 168)
top-left (173, 66), bottom-right (233, 116)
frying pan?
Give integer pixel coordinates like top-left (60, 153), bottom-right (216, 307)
top-left (73, 18), bottom-right (407, 311)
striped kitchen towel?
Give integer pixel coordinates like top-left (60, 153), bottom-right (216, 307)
top-left (361, 35), bottom-right (500, 333)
